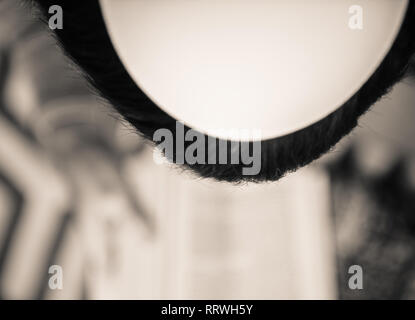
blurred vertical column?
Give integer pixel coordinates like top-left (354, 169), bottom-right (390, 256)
top-left (124, 148), bottom-right (337, 299)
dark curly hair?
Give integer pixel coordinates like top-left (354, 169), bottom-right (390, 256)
top-left (30, 0), bottom-right (415, 182)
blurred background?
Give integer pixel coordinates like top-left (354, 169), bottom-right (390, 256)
top-left (0, 0), bottom-right (415, 300)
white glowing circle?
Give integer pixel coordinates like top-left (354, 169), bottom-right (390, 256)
top-left (100, 0), bottom-right (408, 141)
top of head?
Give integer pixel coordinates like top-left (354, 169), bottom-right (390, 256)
top-left (100, 0), bottom-right (408, 141)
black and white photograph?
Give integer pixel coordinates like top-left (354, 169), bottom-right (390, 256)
top-left (0, 0), bottom-right (415, 309)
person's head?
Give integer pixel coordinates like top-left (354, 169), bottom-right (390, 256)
top-left (31, 0), bottom-right (415, 183)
